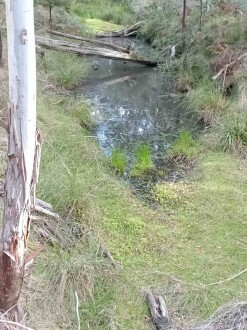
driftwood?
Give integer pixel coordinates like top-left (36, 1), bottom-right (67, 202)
top-left (47, 29), bottom-right (131, 54)
top-left (144, 290), bottom-right (171, 330)
top-left (36, 36), bottom-right (158, 66)
top-left (96, 21), bottom-right (143, 38)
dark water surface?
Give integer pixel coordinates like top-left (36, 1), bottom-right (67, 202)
top-left (77, 38), bottom-right (197, 172)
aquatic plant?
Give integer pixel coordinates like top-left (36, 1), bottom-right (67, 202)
top-left (131, 143), bottom-right (153, 177)
top-left (111, 148), bottom-right (127, 174)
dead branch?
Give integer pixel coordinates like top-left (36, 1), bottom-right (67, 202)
top-left (47, 29), bottom-right (131, 54)
top-left (205, 267), bottom-right (247, 287)
top-left (32, 204), bottom-right (59, 219)
top-left (213, 52), bottom-right (247, 80)
top-left (75, 291), bottom-right (80, 330)
top-left (0, 320), bottom-right (34, 330)
top-left (36, 36), bottom-right (157, 66)
top-left (144, 290), bottom-right (171, 330)
top-left (96, 21), bottom-right (143, 38)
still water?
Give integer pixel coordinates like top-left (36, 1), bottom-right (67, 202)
top-left (78, 39), bottom-right (197, 172)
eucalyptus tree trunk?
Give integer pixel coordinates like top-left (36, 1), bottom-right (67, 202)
top-left (0, 0), bottom-right (39, 311)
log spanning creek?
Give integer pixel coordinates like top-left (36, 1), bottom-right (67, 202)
top-left (77, 38), bottom-right (198, 189)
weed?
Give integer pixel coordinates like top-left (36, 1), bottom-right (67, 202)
top-left (42, 50), bottom-right (90, 89)
top-left (111, 148), bottom-right (127, 174)
top-left (131, 143), bottom-right (152, 176)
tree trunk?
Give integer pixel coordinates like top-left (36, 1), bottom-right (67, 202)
top-left (182, 0), bottom-right (187, 52)
top-left (199, 0), bottom-right (203, 30)
top-left (47, 29), bottom-right (131, 53)
top-left (0, 30), bottom-right (2, 66)
top-left (0, 0), bottom-right (38, 311)
top-left (49, 5), bottom-right (52, 30)
top-left (36, 36), bottom-right (158, 66)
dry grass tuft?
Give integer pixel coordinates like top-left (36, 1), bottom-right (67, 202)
top-left (191, 302), bottom-right (247, 330)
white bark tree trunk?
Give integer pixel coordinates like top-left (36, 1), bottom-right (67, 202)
top-left (0, 0), bottom-right (39, 311)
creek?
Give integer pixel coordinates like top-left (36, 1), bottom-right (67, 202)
top-left (77, 38), bottom-right (198, 190)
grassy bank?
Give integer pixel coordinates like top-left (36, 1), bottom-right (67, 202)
top-left (27, 49), bottom-right (247, 328)
top-left (0, 2), bottom-right (246, 329)
top-left (26, 89), bottom-right (247, 329)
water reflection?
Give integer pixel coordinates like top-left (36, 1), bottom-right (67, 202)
top-left (78, 54), bottom-right (197, 167)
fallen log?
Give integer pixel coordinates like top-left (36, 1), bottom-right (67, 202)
top-left (144, 290), bottom-right (171, 330)
top-left (47, 29), bottom-right (131, 54)
top-left (96, 21), bottom-right (143, 38)
top-left (36, 36), bottom-right (158, 66)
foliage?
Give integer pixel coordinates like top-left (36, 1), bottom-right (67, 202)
top-left (42, 50), bottom-right (90, 89)
top-left (111, 148), bottom-right (127, 174)
top-left (131, 143), bottom-right (153, 176)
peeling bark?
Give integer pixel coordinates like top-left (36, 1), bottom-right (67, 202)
top-left (0, 0), bottom-right (38, 311)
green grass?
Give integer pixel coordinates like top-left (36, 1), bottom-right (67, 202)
top-left (131, 143), bottom-right (153, 176)
top-left (111, 148), bottom-right (127, 174)
top-left (84, 18), bottom-right (123, 33)
top-left (70, 0), bottom-right (134, 28)
top-left (42, 50), bottom-right (90, 89)
top-left (28, 92), bottom-right (247, 329)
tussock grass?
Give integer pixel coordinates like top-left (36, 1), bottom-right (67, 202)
top-left (111, 148), bottom-right (127, 174)
top-left (42, 50), bottom-right (90, 89)
top-left (186, 83), bottom-right (231, 126)
top-left (131, 143), bottom-right (153, 176)
top-left (167, 131), bottom-right (199, 162)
